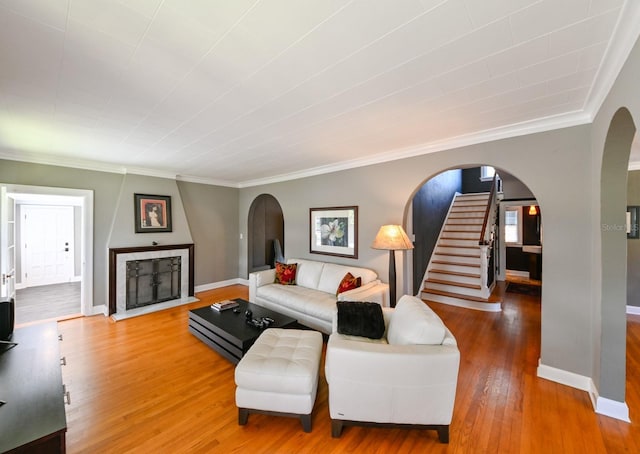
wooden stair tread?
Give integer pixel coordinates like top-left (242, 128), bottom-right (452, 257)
top-left (430, 269), bottom-right (481, 278)
top-left (437, 245), bottom-right (481, 249)
top-left (421, 288), bottom-right (490, 303)
top-left (434, 252), bottom-right (481, 258)
top-left (425, 278), bottom-right (481, 290)
top-left (432, 260), bottom-right (480, 268)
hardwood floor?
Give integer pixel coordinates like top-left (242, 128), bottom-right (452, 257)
top-left (56, 284), bottom-right (640, 453)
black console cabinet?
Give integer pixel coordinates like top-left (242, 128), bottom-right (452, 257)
top-left (0, 322), bottom-right (67, 453)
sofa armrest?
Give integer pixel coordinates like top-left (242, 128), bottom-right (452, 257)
top-left (248, 268), bottom-right (276, 301)
top-left (337, 280), bottom-right (390, 307)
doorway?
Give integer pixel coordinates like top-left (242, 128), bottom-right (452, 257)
top-left (0, 184), bottom-right (93, 325)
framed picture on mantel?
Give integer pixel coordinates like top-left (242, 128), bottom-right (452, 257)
top-left (134, 194), bottom-right (172, 233)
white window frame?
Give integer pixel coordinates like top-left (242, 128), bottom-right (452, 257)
top-left (504, 206), bottom-right (522, 246)
top-left (480, 165), bottom-right (495, 182)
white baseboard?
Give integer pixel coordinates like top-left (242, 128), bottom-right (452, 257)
top-left (195, 278), bottom-right (248, 293)
top-left (537, 361), bottom-right (631, 422)
top-left (506, 269), bottom-right (529, 278)
top-left (89, 304), bottom-right (108, 317)
top-left (537, 362), bottom-right (593, 392)
top-left (596, 396), bottom-right (631, 422)
top-left (627, 305), bottom-right (640, 315)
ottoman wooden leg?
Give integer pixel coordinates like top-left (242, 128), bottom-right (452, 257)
top-left (238, 408), bottom-right (249, 426)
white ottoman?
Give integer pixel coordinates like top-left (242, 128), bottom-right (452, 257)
top-left (234, 328), bottom-right (323, 432)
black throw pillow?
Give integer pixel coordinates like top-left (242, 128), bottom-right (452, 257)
top-left (336, 301), bottom-right (385, 339)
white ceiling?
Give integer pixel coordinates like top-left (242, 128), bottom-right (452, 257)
top-left (1, 0), bottom-right (639, 187)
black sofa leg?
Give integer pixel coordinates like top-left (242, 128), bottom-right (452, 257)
top-left (437, 425), bottom-right (449, 443)
top-left (331, 420), bottom-right (344, 438)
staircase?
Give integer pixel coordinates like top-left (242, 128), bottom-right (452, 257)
top-left (421, 192), bottom-right (501, 312)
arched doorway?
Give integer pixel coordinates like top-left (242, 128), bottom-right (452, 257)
top-left (247, 194), bottom-right (284, 273)
top-left (409, 165), bottom-right (541, 310)
top-left (598, 107), bottom-right (635, 420)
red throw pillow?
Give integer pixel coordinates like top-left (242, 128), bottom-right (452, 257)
top-left (336, 272), bottom-right (362, 296)
top-left (274, 262), bottom-right (297, 285)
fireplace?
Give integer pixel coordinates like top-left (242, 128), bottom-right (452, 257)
top-left (109, 244), bottom-right (195, 317)
top-left (126, 256), bottom-right (181, 310)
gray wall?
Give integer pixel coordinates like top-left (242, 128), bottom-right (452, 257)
top-left (239, 125), bottom-right (595, 387)
top-left (628, 170), bottom-right (640, 307)
top-left (0, 160), bottom-right (240, 306)
top-left (177, 180), bottom-right (239, 285)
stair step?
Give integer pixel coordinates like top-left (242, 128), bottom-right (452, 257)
top-left (420, 292), bottom-right (501, 312)
top-left (435, 246), bottom-right (481, 257)
top-left (450, 207), bottom-right (486, 213)
top-left (432, 259), bottom-right (480, 269)
top-left (430, 269), bottom-right (481, 279)
top-left (439, 238), bottom-right (480, 247)
top-left (422, 288), bottom-right (490, 303)
top-left (442, 232), bottom-right (481, 240)
top-left (456, 193), bottom-right (490, 200)
top-left (432, 254), bottom-right (481, 266)
top-left (425, 278), bottom-right (481, 290)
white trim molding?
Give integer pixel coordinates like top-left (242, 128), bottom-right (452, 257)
top-left (595, 396), bottom-right (631, 422)
top-left (627, 305), bottom-right (640, 315)
top-left (537, 361), bottom-right (631, 422)
top-left (194, 278), bottom-right (248, 293)
top-left (537, 362), bottom-right (593, 392)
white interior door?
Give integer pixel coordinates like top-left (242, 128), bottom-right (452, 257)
top-left (22, 205), bottom-right (74, 287)
top-left (0, 186), bottom-right (16, 298)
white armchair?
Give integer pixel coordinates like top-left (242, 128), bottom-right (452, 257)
top-left (324, 295), bottom-right (460, 443)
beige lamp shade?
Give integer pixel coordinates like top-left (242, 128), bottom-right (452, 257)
top-left (371, 225), bottom-right (414, 250)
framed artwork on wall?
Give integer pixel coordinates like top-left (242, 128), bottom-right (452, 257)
top-left (309, 206), bottom-right (358, 258)
top-left (134, 194), bottom-right (172, 233)
top-left (627, 206), bottom-right (639, 239)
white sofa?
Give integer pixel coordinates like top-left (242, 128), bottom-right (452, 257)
top-left (248, 258), bottom-right (389, 334)
top-left (325, 295), bottom-right (460, 443)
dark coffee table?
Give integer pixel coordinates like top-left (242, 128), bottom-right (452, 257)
top-left (188, 299), bottom-right (298, 364)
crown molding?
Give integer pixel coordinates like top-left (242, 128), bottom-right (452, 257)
top-left (176, 174), bottom-right (240, 188)
top-left (239, 110), bottom-right (592, 187)
top-left (583, 1), bottom-right (640, 118)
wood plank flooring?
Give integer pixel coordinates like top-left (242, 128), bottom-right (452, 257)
top-left (55, 284), bottom-right (640, 453)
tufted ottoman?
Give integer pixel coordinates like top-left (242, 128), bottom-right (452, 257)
top-left (234, 328), bottom-right (323, 432)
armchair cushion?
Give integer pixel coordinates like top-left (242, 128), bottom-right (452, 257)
top-left (387, 295), bottom-right (446, 345)
top-left (336, 301), bottom-right (385, 339)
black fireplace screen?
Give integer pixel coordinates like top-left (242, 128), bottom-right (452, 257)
top-left (126, 257), bottom-right (181, 310)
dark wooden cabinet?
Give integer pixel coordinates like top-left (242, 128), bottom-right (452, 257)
top-left (0, 322), bottom-right (67, 453)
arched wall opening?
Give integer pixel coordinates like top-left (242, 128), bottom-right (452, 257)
top-left (403, 164), bottom-right (541, 304)
top-left (247, 194), bottom-right (284, 273)
top-left (598, 107), bottom-right (636, 420)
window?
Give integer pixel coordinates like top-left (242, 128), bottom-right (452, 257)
top-left (480, 166), bottom-right (495, 181)
top-left (504, 207), bottom-right (522, 245)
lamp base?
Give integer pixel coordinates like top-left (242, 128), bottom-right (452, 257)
top-left (389, 250), bottom-right (396, 308)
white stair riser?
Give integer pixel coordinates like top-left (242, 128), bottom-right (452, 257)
top-left (439, 238), bottom-right (480, 247)
top-left (431, 262), bottom-right (481, 274)
top-left (454, 199), bottom-right (488, 205)
top-left (427, 273), bottom-right (481, 286)
top-left (421, 292), bottom-right (501, 312)
top-left (441, 231), bottom-right (481, 240)
top-left (423, 281), bottom-right (487, 298)
top-left (456, 193), bottom-right (490, 200)
top-left (435, 246), bottom-right (481, 256)
top-left (444, 225), bottom-right (482, 232)
top-left (432, 254), bottom-right (481, 266)
top-left (451, 206), bottom-right (486, 213)
top-left (448, 212), bottom-right (485, 219)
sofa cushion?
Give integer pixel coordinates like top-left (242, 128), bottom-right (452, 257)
top-left (387, 295), bottom-right (446, 345)
top-left (274, 262), bottom-right (297, 285)
top-left (336, 301), bottom-right (385, 339)
top-left (257, 284), bottom-right (337, 319)
top-left (294, 260), bottom-right (325, 290)
top-left (336, 272), bottom-right (362, 295)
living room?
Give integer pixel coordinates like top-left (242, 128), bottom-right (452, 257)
top-left (2, 1), bottom-right (640, 452)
